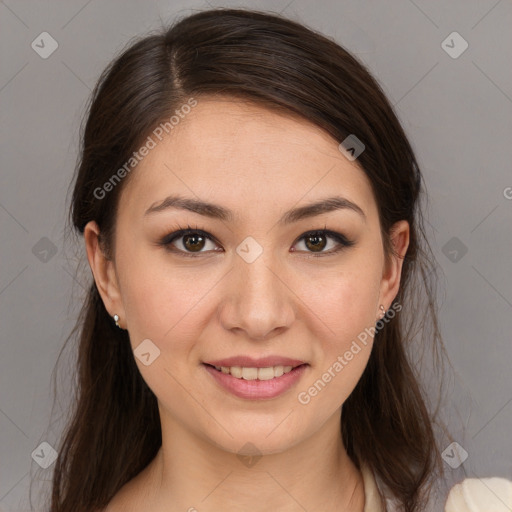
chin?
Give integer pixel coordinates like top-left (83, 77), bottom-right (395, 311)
top-left (204, 423), bottom-right (304, 458)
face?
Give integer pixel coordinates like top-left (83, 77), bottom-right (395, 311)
top-left (86, 97), bottom-right (408, 456)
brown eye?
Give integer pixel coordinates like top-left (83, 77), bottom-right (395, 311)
top-left (293, 230), bottom-right (354, 256)
top-left (160, 227), bottom-right (219, 257)
top-left (182, 233), bottom-right (207, 252)
top-left (160, 227), bottom-right (354, 258)
top-left (304, 233), bottom-right (327, 252)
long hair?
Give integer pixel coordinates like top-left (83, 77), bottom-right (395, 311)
top-left (44, 8), bottom-right (451, 511)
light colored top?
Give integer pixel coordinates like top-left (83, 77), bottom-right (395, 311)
top-left (361, 464), bottom-right (387, 511)
top-left (445, 476), bottom-right (512, 511)
top-left (361, 465), bottom-right (512, 512)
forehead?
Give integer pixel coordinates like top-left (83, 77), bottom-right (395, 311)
top-left (118, 98), bottom-right (377, 223)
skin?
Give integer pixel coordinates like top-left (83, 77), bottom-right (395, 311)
top-left (85, 97), bottom-right (409, 512)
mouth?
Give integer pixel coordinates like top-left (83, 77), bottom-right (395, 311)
top-left (203, 362), bottom-right (307, 381)
top-left (202, 362), bottom-right (309, 400)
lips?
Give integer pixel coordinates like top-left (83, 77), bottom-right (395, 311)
top-left (203, 361), bottom-right (309, 399)
top-left (203, 355), bottom-right (306, 368)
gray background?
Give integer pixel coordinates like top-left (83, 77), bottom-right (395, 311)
top-left (1, 0), bottom-right (511, 510)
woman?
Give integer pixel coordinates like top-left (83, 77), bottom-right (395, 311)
top-left (48, 7), bottom-right (451, 512)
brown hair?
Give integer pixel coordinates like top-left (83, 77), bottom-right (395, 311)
top-left (44, 7), bottom-right (451, 511)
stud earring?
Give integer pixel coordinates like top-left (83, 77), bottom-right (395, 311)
top-left (113, 314), bottom-right (121, 328)
top-left (379, 304), bottom-right (386, 319)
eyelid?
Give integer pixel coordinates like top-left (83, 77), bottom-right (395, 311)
top-left (158, 224), bottom-right (355, 257)
top-left (158, 224), bottom-right (219, 256)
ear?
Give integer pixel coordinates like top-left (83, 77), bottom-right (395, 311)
top-left (84, 220), bottom-right (125, 327)
top-left (378, 220), bottom-right (410, 317)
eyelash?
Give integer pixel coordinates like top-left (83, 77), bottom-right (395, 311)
top-left (158, 223), bottom-right (355, 258)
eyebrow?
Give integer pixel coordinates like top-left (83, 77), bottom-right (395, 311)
top-left (144, 194), bottom-right (366, 224)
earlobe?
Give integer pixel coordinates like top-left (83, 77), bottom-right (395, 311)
top-left (83, 220), bottom-right (124, 321)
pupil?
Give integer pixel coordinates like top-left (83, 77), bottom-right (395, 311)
top-left (306, 234), bottom-right (326, 252)
top-left (181, 233), bottom-right (327, 253)
top-left (184, 234), bottom-right (204, 251)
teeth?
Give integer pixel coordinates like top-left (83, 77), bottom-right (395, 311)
top-left (213, 365), bottom-right (296, 380)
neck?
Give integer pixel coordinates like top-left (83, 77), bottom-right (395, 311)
top-left (140, 407), bottom-right (365, 512)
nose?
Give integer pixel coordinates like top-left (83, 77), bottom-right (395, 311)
top-left (218, 246), bottom-right (295, 341)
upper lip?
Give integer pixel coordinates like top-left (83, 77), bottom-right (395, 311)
top-left (204, 356), bottom-right (307, 368)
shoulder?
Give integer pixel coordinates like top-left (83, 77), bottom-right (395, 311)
top-left (101, 457), bottom-right (161, 512)
top-left (360, 464), bottom-right (389, 512)
top-left (445, 476), bottom-right (512, 511)
top-left (360, 464), bottom-right (401, 512)
top-left (100, 473), bottom-right (148, 512)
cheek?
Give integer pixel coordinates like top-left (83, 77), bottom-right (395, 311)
top-left (121, 274), bottom-right (202, 344)
top-left (115, 253), bottom-right (213, 400)
top-left (299, 276), bottom-right (378, 410)
top-left (116, 247), bottom-right (216, 346)
top-left (300, 261), bottom-right (381, 404)
top-left (317, 266), bottom-right (381, 342)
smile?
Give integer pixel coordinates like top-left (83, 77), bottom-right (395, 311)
top-left (211, 364), bottom-right (296, 380)
top-left (202, 363), bottom-right (308, 399)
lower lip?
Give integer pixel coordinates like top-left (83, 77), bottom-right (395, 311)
top-left (202, 363), bottom-right (308, 400)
